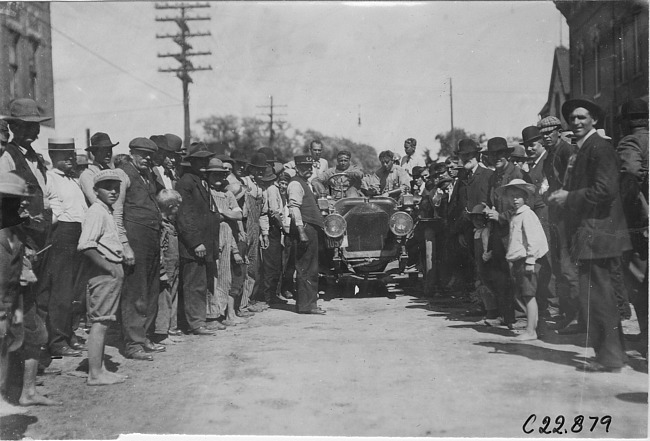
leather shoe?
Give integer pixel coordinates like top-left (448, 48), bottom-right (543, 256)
top-left (168, 329), bottom-right (183, 337)
top-left (37, 366), bottom-right (62, 376)
top-left (128, 350), bottom-right (154, 361)
top-left (144, 340), bottom-right (166, 353)
top-left (70, 342), bottom-right (87, 351)
top-left (298, 308), bottom-right (326, 315)
top-left (207, 321), bottom-right (227, 330)
top-left (51, 346), bottom-right (82, 357)
top-left (191, 326), bottom-right (215, 336)
top-left (236, 309), bottom-right (255, 318)
top-left (583, 361), bottom-right (622, 373)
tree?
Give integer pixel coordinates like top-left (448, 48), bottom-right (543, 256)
top-left (435, 127), bottom-right (481, 158)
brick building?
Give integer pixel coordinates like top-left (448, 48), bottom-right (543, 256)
top-left (0, 2), bottom-right (54, 127)
top-left (555, 0), bottom-right (648, 141)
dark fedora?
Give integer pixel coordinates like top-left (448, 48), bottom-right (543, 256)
top-left (485, 137), bottom-right (514, 155)
top-left (294, 155), bottom-right (313, 165)
top-left (149, 135), bottom-right (170, 152)
top-left (260, 165), bottom-right (277, 182)
top-left (48, 137), bottom-right (75, 151)
top-left (87, 132), bottom-right (118, 151)
top-left (3, 98), bottom-right (51, 123)
top-left (248, 152), bottom-right (268, 169)
top-left (562, 96), bottom-right (604, 126)
top-left (230, 149), bottom-right (249, 164)
top-left (164, 133), bottom-right (183, 152)
top-left (186, 141), bottom-right (215, 158)
top-left (620, 98), bottom-right (649, 119)
top-left (520, 126), bottom-right (542, 146)
top-left (456, 138), bottom-right (480, 155)
top-left (257, 147), bottom-right (276, 162)
top-left (129, 137), bottom-right (158, 153)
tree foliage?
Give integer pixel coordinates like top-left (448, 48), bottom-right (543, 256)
top-left (197, 115), bottom-right (380, 171)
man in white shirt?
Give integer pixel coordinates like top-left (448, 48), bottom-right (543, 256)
top-left (41, 138), bottom-right (89, 357)
top-left (79, 132), bottom-right (119, 205)
top-left (284, 139), bottom-right (328, 182)
top-left (400, 138), bottom-right (426, 176)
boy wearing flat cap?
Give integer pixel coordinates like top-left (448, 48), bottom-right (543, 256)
top-left (548, 97), bottom-right (632, 372)
top-left (77, 170), bottom-right (127, 385)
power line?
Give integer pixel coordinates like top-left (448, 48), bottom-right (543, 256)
top-left (256, 95), bottom-right (287, 148)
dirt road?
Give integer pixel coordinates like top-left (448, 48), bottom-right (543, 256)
top-left (2, 279), bottom-right (647, 439)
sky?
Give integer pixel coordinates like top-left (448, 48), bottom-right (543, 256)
top-left (34, 1), bottom-right (569, 160)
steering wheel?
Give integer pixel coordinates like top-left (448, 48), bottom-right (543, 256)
top-left (327, 173), bottom-right (351, 198)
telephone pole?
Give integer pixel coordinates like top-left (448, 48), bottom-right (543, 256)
top-left (449, 77), bottom-right (455, 152)
top-left (156, 2), bottom-right (212, 149)
top-left (257, 95), bottom-right (287, 148)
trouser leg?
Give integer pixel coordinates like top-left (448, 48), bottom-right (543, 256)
top-left (294, 224), bottom-right (319, 312)
top-left (181, 258), bottom-right (209, 331)
top-left (262, 227), bottom-right (283, 303)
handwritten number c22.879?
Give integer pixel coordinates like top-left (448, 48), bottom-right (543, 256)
top-left (523, 415), bottom-right (612, 434)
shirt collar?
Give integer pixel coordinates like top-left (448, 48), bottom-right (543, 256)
top-left (576, 128), bottom-right (597, 149)
top-left (516, 204), bottom-right (531, 214)
top-left (95, 199), bottom-right (113, 214)
top-left (533, 150), bottom-right (547, 166)
top-left (471, 163), bottom-right (480, 174)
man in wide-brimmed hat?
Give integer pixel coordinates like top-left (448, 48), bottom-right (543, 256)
top-left (41, 137), bottom-right (89, 357)
top-left (79, 132), bottom-right (119, 204)
top-left (547, 96), bottom-right (632, 372)
top-left (112, 137), bottom-right (165, 360)
top-left (175, 142), bottom-right (224, 336)
top-left (0, 98), bottom-right (52, 247)
top-left (286, 155), bottom-right (326, 314)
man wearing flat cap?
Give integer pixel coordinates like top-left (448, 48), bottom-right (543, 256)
top-left (39, 138), bottom-right (89, 357)
top-left (616, 98), bottom-right (649, 350)
top-left (79, 132), bottom-right (119, 205)
top-left (548, 97), bottom-right (633, 372)
top-left (112, 137), bottom-right (164, 360)
top-left (287, 155), bottom-right (326, 314)
top-left (176, 141), bottom-right (222, 335)
top-left (0, 98), bottom-right (52, 248)
top-left (537, 115), bottom-right (580, 330)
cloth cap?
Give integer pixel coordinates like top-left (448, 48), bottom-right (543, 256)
top-left (129, 137), bottom-right (158, 153)
top-left (294, 155), bottom-right (313, 165)
top-left (0, 172), bottom-right (31, 196)
top-left (537, 116), bottom-right (562, 133)
top-left (164, 133), bottom-right (183, 152)
top-left (3, 98), bottom-right (51, 123)
top-left (93, 169), bottom-right (122, 185)
top-left (48, 137), bottom-right (75, 151)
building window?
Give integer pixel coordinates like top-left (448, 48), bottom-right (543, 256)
top-left (29, 40), bottom-right (38, 100)
top-left (8, 31), bottom-right (20, 99)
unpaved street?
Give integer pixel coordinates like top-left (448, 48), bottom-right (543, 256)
top-left (2, 280), bottom-right (647, 439)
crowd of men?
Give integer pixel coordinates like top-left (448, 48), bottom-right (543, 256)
top-left (0, 93), bottom-right (647, 413)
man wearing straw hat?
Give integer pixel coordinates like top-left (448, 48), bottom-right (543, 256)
top-left (39, 138), bottom-right (88, 357)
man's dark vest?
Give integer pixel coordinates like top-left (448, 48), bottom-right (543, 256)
top-left (4, 143), bottom-right (51, 247)
top-left (290, 175), bottom-right (324, 229)
top-left (119, 162), bottom-right (161, 231)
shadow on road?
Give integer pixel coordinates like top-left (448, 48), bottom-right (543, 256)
top-left (0, 414), bottom-right (38, 440)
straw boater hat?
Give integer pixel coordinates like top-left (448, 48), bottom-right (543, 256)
top-left (87, 132), bottom-right (119, 151)
top-left (0, 172), bottom-right (31, 197)
top-left (48, 137), bottom-right (75, 152)
top-left (494, 178), bottom-right (536, 200)
top-left (3, 98), bottom-right (51, 123)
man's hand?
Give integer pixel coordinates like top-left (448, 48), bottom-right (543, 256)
top-left (547, 189), bottom-right (569, 207)
top-left (297, 226), bottom-right (309, 243)
top-left (482, 204), bottom-right (499, 221)
top-left (194, 244), bottom-right (207, 258)
top-left (238, 231), bottom-right (247, 243)
top-left (261, 234), bottom-right (269, 250)
top-left (123, 243), bottom-right (136, 266)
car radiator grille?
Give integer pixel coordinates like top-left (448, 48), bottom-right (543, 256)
top-left (345, 211), bottom-right (390, 252)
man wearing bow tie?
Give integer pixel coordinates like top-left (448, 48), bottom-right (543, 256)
top-left (41, 138), bottom-right (89, 357)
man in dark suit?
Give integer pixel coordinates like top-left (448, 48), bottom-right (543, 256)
top-left (176, 142), bottom-right (221, 334)
top-left (549, 97), bottom-right (633, 372)
top-left (447, 139), bottom-right (493, 292)
top-left (150, 135), bottom-right (181, 192)
top-left (113, 138), bottom-right (164, 361)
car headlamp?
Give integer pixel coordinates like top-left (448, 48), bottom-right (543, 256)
top-left (324, 213), bottom-right (347, 238)
top-left (389, 211), bottom-right (414, 236)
